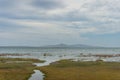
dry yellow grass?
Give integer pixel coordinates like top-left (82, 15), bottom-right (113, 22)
top-left (39, 60), bottom-right (120, 80)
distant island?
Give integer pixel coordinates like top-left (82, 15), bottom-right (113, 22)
top-left (44, 43), bottom-right (99, 48)
top-left (0, 44), bottom-right (119, 48)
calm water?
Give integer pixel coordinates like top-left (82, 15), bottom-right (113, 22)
top-left (29, 70), bottom-right (44, 80)
top-left (0, 47), bottom-right (120, 56)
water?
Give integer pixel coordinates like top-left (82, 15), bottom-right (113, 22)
top-left (0, 47), bottom-right (120, 56)
top-left (29, 70), bottom-right (44, 80)
top-left (0, 47), bottom-right (120, 62)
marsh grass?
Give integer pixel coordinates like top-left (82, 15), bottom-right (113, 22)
top-left (0, 58), bottom-right (45, 63)
top-left (39, 60), bottom-right (120, 80)
top-left (0, 58), bottom-right (44, 80)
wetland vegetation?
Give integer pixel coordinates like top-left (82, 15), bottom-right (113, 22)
top-left (0, 57), bottom-right (44, 80)
top-left (39, 60), bottom-right (120, 80)
top-left (0, 57), bottom-right (120, 80)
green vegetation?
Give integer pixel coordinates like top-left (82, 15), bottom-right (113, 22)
top-left (1, 57), bottom-right (120, 80)
top-left (39, 60), bottom-right (120, 80)
top-left (0, 57), bottom-right (44, 80)
top-left (0, 58), bottom-right (45, 63)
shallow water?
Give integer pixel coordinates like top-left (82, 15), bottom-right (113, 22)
top-left (29, 70), bottom-right (44, 80)
top-left (0, 47), bottom-right (120, 55)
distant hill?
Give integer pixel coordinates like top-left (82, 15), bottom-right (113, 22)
top-left (44, 43), bottom-right (98, 48)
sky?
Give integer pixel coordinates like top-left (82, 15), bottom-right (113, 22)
top-left (0, 0), bottom-right (120, 47)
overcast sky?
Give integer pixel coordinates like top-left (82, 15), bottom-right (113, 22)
top-left (0, 0), bottom-right (120, 47)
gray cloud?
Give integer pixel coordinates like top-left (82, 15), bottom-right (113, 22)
top-left (31, 0), bottom-right (65, 10)
top-left (0, 0), bottom-right (15, 8)
top-left (0, 0), bottom-right (120, 46)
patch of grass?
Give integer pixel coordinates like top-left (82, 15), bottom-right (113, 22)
top-left (0, 58), bottom-right (44, 80)
top-left (0, 57), bottom-right (45, 63)
top-left (39, 60), bottom-right (120, 80)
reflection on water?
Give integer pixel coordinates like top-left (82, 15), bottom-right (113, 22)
top-left (29, 70), bottom-right (44, 80)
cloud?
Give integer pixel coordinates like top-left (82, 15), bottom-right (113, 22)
top-left (0, 0), bottom-right (16, 8)
top-left (0, 0), bottom-right (120, 46)
top-left (31, 0), bottom-right (65, 10)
